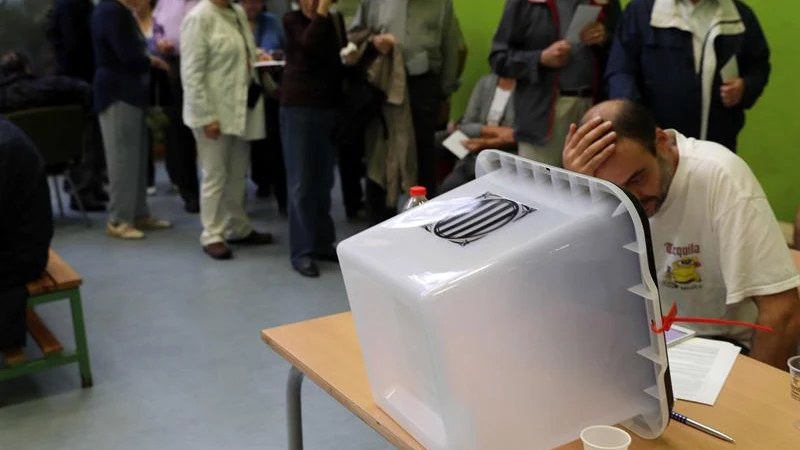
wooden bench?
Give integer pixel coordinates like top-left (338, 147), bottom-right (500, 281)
top-left (0, 250), bottom-right (93, 388)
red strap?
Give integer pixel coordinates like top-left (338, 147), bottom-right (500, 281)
top-left (650, 303), bottom-right (774, 334)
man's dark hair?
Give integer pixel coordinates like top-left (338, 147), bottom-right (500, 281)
top-left (0, 52), bottom-right (31, 77)
top-left (608, 100), bottom-right (658, 155)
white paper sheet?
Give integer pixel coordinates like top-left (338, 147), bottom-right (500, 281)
top-left (254, 60), bottom-right (286, 68)
top-left (720, 56), bottom-right (739, 82)
top-left (565, 5), bottom-right (602, 44)
top-left (667, 337), bottom-right (740, 405)
top-left (443, 130), bottom-right (470, 160)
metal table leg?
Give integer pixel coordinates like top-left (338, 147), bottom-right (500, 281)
top-left (287, 365), bottom-right (305, 450)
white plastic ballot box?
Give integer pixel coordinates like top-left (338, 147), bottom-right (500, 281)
top-left (337, 151), bottom-right (673, 450)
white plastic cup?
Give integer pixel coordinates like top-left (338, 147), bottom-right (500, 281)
top-left (788, 356), bottom-right (800, 401)
top-left (580, 425), bottom-right (632, 450)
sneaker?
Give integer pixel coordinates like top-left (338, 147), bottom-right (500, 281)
top-left (106, 222), bottom-right (145, 240)
top-left (136, 216), bottom-right (173, 230)
top-left (147, 186), bottom-right (157, 196)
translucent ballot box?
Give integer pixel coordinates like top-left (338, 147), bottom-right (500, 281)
top-left (337, 151), bottom-right (673, 450)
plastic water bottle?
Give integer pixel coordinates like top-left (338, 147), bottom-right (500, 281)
top-left (403, 186), bottom-right (428, 211)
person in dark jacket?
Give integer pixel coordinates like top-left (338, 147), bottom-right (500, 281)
top-left (0, 52), bottom-right (92, 114)
top-left (0, 51), bottom-right (106, 212)
top-left (490, 0), bottom-right (621, 167)
top-left (48, 0), bottom-right (109, 211)
top-left (605, 0), bottom-right (770, 152)
top-left (50, 0), bottom-right (96, 84)
top-left (92, 0), bottom-right (172, 239)
top-left (0, 119), bottom-right (54, 351)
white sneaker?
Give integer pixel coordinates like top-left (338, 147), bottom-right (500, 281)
top-left (106, 222), bottom-right (145, 240)
top-left (147, 186), bottom-right (157, 196)
top-left (135, 216), bottom-right (173, 230)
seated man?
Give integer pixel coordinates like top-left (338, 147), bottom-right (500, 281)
top-left (562, 99), bottom-right (800, 369)
top-left (440, 74), bottom-right (516, 194)
top-left (0, 51), bottom-right (105, 211)
top-left (0, 119), bottom-right (54, 351)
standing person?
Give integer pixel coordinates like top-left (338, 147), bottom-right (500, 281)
top-left (241, 0), bottom-right (288, 216)
top-left (181, 0), bottom-right (274, 260)
top-left (351, 0), bottom-right (463, 198)
top-left (152, 0), bottom-right (201, 213)
top-left (92, 0), bottom-right (173, 239)
top-left (605, 0), bottom-right (771, 152)
top-left (49, 0), bottom-right (108, 212)
top-left (133, 0), bottom-right (172, 196)
top-left (489, 0), bottom-right (621, 167)
top-left (281, 0), bottom-right (346, 277)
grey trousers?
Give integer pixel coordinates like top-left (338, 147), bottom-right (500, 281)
top-left (98, 101), bottom-right (150, 224)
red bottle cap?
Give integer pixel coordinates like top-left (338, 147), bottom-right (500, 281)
top-left (410, 186), bottom-right (427, 197)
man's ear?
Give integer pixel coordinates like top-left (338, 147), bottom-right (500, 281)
top-left (654, 127), bottom-right (671, 152)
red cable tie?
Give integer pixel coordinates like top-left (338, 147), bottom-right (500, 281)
top-left (650, 302), bottom-right (774, 334)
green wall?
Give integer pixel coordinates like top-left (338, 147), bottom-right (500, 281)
top-left (451, 0), bottom-right (799, 221)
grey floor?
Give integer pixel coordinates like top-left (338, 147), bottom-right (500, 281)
top-left (0, 172), bottom-right (395, 450)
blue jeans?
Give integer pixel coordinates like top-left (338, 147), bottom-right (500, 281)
top-left (279, 107), bottom-right (337, 264)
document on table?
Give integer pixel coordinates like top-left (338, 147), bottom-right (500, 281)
top-left (565, 5), bottom-right (602, 44)
top-left (443, 130), bottom-right (470, 160)
top-left (668, 337), bottom-right (740, 405)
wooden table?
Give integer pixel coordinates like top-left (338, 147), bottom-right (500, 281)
top-left (262, 314), bottom-right (799, 450)
top-left (262, 250), bottom-right (800, 449)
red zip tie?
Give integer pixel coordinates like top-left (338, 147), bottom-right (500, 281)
top-left (650, 303), bottom-right (774, 334)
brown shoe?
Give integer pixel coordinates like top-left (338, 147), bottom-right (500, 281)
top-left (203, 242), bottom-right (233, 260)
top-left (228, 230), bottom-right (273, 246)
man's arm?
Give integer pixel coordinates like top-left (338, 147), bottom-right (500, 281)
top-left (605, 2), bottom-right (643, 101)
top-left (439, 3), bottom-right (462, 97)
top-left (750, 288), bottom-right (800, 369)
top-left (489, 0), bottom-right (543, 85)
top-left (458, 76), bottom-right (492, 138)
top-left (736, 4), bottom-right (771, 110)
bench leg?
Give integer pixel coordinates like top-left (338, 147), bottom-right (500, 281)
top-left (68, 289), bottom-right (93, 388)
top-left (287, 366), bottom-right (304, 450)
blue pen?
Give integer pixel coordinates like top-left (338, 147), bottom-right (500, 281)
top-left (671, 411), bottom-right (735, 443)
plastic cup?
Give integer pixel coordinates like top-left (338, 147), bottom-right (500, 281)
top-left (580, 425), bottom-right (632, 450)
top-left (789, 356), bottom-right (800, 402)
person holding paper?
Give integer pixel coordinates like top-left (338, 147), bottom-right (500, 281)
top-left (440, 74), bottom-right (517, 193)
top-left (563, 99), bottom-right (800, 370)
top-left (489, 0), bottom-right (621, 167)
top-left (350, 0), bottom-right (464, 198)
top-left (606, 0), bottom-right (771, 152)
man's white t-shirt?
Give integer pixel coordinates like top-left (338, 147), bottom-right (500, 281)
top-left (650, 131), bottom-right (800, 345)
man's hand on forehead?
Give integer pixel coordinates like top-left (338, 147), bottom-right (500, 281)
top-left (562, 116), bottom-right (617, 177)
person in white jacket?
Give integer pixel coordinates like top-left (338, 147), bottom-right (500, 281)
top-left (181, 0), bottom-right (274, 260)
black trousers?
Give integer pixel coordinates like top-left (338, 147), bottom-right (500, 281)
top-left (251, 97), bottom-right (287, 210)
top-left (164, 57), bottom-right (200, 203)
top-left (407, 72), bottom-right (442, 198)
top-left (337, 139), bottom-right (364, 216)
top-left (68, 117), bottom-right (106, 196)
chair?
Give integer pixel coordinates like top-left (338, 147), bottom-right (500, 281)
top-left (5, 105), bottom-right (92, 227)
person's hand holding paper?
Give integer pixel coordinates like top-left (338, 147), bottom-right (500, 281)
top-left (720, 56), bottom-right (744, 108)
top-left (566, 5), bottom-right (602, 44)
top-left (580, 22), bottom-right (607, 46)
top-left (541, 40), bottom-right (572, 68)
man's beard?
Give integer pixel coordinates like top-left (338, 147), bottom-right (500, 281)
top-left (640, 154), bottom-right (675, 215)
